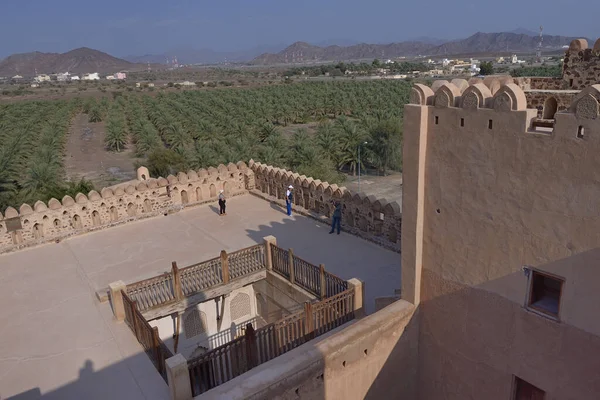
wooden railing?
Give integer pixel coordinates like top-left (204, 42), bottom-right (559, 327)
top-left (187, 288), bottom-right (356, 396)
top-left (270, 244), bottom-right (290, 279)
top-left (270, 243), bottom-right (348, 299)
top-left (292, 254), bottom-right (321, 298)
top-left (228, 245), bottom-right (265, 279)
top-left (122, 291), bottom-right (173, 382)
top-left (324, 271), bottom-right (348, 298)
top-left (125, 244), bottom-right (267, 312)
top-left (180, 257), bottom-right (222, 297)
top-left (313, 288), bottom-right (355, 336)
top-left (126, 273), bottom-right (176, 311)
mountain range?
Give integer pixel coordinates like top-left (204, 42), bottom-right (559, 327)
top-left (123, 44), bottom-right (288, 66)
top-left (0, 47), bottom-right (155, 77)
top-left (251, 31), bottom-right (584, 64)
top-left (0, 30), bottom-right (588, 76)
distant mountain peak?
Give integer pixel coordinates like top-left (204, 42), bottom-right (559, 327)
top-left (0, 47), bottom-right (150, 76)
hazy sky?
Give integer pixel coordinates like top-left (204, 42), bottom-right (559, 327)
top-left (1, 0), bottom-right (598, 57)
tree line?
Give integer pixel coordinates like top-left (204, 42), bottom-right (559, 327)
top-left (92, 81), bottom-right (409, 185)
top-left (0, 80), bottom-right (409, 211)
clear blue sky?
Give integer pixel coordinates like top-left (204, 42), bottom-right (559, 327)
top-left (1, 0), bottom-right (598, 58)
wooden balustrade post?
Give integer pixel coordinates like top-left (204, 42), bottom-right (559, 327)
top-left (244, 323), bottom-right (258, 369)
top-left (172, 261), bottom-right (184, 301)
top-left (288, 248), bottom-right (295, 285)
top-left (304, 302), bottom-right (314, 340)
top-left (221, 250), bottom-right (230, 284)
top-left (131, 301), bottom-right (140, 340)
top-left (152, 326), bottom-right (161, 373)
top-left (173, 312), bottom-right (181, 354)
top-left (319, 264), bottom-right (326, 300)
top-left (263, 235), bottom-right (277, 271)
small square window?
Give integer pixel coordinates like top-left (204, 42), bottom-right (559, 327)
top-left (527, 270), bottom-right (564, 318)
top-left (460, 118), bottom-right (464, 127)
top-left (513, 376), bottom-right (545, 400)
top-left (488, 119), bottom-right (493, 129)
top-left (435, 116), bottom-right (439, 125)
top-left (577, 126), bottom-right (584, 139)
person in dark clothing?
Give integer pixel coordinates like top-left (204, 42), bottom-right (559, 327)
top-left (218, 190), bottom-right (226, 215)
top-left (329, 201), bottom-right (342, 234)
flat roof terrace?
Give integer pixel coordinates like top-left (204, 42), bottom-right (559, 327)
top-left (0, 194), bottom-right (400, 399)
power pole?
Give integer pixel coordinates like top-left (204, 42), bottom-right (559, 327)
top-left (536, 26), bottom-right (543, 63)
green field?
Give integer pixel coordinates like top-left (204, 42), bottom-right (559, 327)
top-left (0, 80), bottom-right (410, 211)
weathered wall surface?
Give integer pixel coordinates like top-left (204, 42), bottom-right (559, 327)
top-left (524, 90), bottom-right (575, 114)
top-left (404, 80), bottom-right (600, 399)
top-left (563, 39), bottom-right (600, 89)
top-left (199, 299), bottom-right (418, 400)
top-left (0, 162), bottom-right (251, 254)
top-left (249, 161), bottom-right (402, 252)
top-left (515, 77), bottom-right (567, 91)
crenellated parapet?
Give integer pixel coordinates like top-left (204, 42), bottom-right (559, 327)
top-left (0, 163), bottom-right (253, 254)
top-left (248, 160), bottom-right (401, 251)
top-left (408, 79), bottom-right (600, 140)
top-left (410, 79), bottom-right (527, 110)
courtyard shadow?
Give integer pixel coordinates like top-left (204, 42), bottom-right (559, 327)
top-left (5, 350), bottom-right (168, 400)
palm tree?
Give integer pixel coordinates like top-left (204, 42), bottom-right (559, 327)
top-left (335, 117), bottom-right (366, 175)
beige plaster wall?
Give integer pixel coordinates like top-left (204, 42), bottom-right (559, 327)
top-left (0, 162), bottom-right (251, 253)
top-left (419, 269), bottom-right (600, 400)
top-left (198, 299), bottom-right (418, 400)
top-left (249, 161), bottom-right (402, 251)
top-left (403, 79), bottom-right (600, 399)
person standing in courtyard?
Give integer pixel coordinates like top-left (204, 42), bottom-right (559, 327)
top-left (285, 185), bottom-right (293, 216)
top-left (218, 189), bottom-right (226, 216)
top-left (329, 201), bottom-right (342, 235)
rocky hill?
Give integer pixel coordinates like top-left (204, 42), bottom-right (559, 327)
top-left (429, 32), bottom-right (581, 56)
top-left (0, 47), bottom-right (150, 77)
top-left (252, 32), bottom-right (584, 64)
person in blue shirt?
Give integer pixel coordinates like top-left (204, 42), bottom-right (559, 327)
top-left (285, 185), bottom-right (293, 216)
top-left (329, 201), bottom-right (342, 235)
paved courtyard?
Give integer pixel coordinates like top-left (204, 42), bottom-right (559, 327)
top-left (0, 194), bottom-right (400, 399)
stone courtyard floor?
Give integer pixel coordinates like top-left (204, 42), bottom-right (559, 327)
top-left (0, 194), bottom-right (400, 399)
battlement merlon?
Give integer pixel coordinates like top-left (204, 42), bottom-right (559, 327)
top-left (406, 80), bottom-right (600, 141)
top-left (566, 38), bottom-right (600, 54)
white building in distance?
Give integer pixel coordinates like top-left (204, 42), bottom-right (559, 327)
top-left (34, 74), bottom-right (51, 83)
top-left (83, 73), bottom-right (100, 81)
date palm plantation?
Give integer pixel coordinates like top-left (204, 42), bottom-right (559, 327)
top-left (0, 80), bottom-right (409, 211)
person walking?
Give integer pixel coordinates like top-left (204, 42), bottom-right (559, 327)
top-left (329, 201), bottom-right (342, 235)
top-left (285, 185), bottom-right (293, 216)
top-left (218, 189), bottom-right (226, 216)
